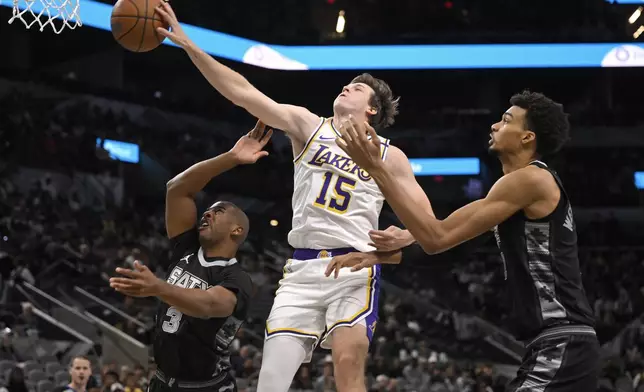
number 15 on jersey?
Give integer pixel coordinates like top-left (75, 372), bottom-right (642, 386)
top-left (314, 172), bottom-right (356, 214)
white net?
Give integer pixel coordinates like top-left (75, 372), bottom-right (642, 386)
top-left (3, 0), bottom-right (81, 34)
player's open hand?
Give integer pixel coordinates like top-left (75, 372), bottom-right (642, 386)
top-left (110, 261), bottom-right (162, 298)
top-left (335, 116), bottom-right (382, 173)
top-left (229, 120), bottom-right (273, 165)
top-left (368, 226), bottom-right (415, 251)
top-left (155, 1), bottom-right (190, 49)
top-left (324, 252), bottom-right (380, 279)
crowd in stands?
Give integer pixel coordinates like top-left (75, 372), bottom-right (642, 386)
top-left (0, 82), bottom-right (643, 391)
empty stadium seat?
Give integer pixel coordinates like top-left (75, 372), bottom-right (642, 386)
top-left (37, 379), bottom-right (54, 392)
top-left (27, 369), bottom-right (48, 383)
top-left (45, 362), bottom-right (64, 377)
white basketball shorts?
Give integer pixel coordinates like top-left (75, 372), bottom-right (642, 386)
top-left (264, 247), bottom-right (381, 363)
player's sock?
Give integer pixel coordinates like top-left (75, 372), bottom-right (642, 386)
top-left (256, 335), bottom-right (308, 392)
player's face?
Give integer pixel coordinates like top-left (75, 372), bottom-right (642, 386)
top-left (488, 106), bottom-right (535, 156)
top-left (69, 358), bottom-right (91, 385)
top-left (333, 82), bottom-right (377, 118)
top-left (198, 202), bottom-right (238, 244)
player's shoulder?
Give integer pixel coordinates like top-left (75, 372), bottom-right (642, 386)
top-left (515, 164), bottom-right (556, 187)
top-left (496, 165), bottom-right (556, 199)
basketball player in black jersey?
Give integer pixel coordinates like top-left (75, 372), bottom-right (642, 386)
top-left (329, 91), bottom-right (599, 391)
top-left (109, 121), bottom-right (273, 392)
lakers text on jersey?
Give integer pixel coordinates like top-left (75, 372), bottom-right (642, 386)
top-left (288, 117), bottom-right (390, 253)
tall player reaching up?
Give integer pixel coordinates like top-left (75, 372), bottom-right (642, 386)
top-left (328, 91), bottom-right (599, 392)
top-left (155, 3), bottom-right (434, 392)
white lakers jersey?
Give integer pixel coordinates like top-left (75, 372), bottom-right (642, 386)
top-left (288, 117), bottom-right (391, 252)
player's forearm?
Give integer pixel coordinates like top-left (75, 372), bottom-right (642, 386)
top-left (183, 43), bottom-right (256, 108)
top-left (370, 166), bottom-right (445, 254)
top-left (375, 250), bottom-right (402, 264)
top-left (157, 282), bottom-right (230, 319)
top-left (166, 152), bottom-right (238, 198)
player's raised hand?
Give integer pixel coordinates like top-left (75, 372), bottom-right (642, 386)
top-left (110, 261), bottom-right (162, 298)
top-left (335, 116), bottom-right (382, 172)
top-left (229, 120), bottom-right (273, 165)
top-left (324, 252), bottom-right (380, 279)
top-left (155, 1), bottom-right (191, 49)
top-left (368, 226), bottom-right (415, 251)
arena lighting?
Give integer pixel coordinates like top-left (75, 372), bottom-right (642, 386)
top-left (96, 138), bottom-right (140, 163)
top-left (4, 0), bottom-right (644, 70)
top-left (336, 10), bottom-right (345, 34)
top-left (635, 25), bottom-right (644, 39)
top-left (629, 6), bottom-right (643, 24)
top-left (635, 172), bottom-right (644, 189)
top-left (270, 219), bottom-right (279, 227)
top-left (605, 0), bottom-right (644, 3)
top-left (408, 158), bottom-right (480, 176)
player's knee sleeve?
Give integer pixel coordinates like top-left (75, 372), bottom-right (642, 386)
top-left (256, 336), bottom-right (308, 392)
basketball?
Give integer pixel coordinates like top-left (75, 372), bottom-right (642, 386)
top-left (110, 0), bottom-right (169, 52)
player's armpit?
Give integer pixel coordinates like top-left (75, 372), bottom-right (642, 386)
top-left (242, 100), bottom-right (321, 145)
top-left (412, 168), bottom-right (543, 254)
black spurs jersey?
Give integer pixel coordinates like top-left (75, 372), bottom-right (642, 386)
top-left (493, 161), bottom-right (595, 341)
top-left (153, 228), bottom-right (254, 381)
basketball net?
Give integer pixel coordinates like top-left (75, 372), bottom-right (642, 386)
top-left (2, 0), bottom-right (81, 34)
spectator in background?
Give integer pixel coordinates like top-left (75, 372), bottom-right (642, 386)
top-left (53, 356), bottom-right (92, 392)
top-left (291, 366), bottom-right (313, 390)
top-left (102, 371), bottom-right (123, 392)
top-left (0, 367), bottom-right (28, 392)
top-left (123, 372), bottom-right (142, 392)
top-left (313, 357), bottom-right (335, 392)
top-left (0, 329), bottom-right (21, 362)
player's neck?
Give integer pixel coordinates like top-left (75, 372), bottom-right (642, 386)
top-left (332, 114), bottom-right (368, 132)
top-left (499, 151), bottom-right (536, 175)
top-left (202, 243), bottom-right (237, 259)
top-left (69, 382), bottom-right (86, 392)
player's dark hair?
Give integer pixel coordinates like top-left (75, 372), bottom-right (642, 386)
top-left (509, 90), bottom-right (570, 157)
top-left (351, 73), bottom-right (399, 130)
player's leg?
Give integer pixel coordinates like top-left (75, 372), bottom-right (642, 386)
top-left (321, 265), bottom-right (381, 392)
top-left (256, 259), bottom-right (326, 392)
top-left (256, 335), bottom-right (310, 392)
top-left (330, 325), bottom-right (370, 392)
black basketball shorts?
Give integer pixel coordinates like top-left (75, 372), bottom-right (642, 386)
top-left (506, 333), bottom-right (600, 392)
top-left (147, 373), bottom-right (237, 392)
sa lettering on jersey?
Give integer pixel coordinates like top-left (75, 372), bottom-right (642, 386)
top-left (166, 265), bottom-right (209, 290)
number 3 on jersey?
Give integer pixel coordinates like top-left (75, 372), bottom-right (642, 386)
top-left (314, 172), bottom-right (356, 214)
top-left (162, 306), bottom-right (183, 333)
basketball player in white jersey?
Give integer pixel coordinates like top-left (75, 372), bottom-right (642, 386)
top-left (155, 4), bottom-right (434, 391)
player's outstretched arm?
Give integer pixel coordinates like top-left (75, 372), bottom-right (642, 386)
top-left (110, 261), bottom-right (238, 318)
top-left (165, 121), bottom-right (272, 238)
top-left (154, 2), bottom-right (320, 144)
top-left (335, 117), bottom-right (544, 255)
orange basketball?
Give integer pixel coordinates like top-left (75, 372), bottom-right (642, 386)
top-left (110, 0), bottom-right (169, 52)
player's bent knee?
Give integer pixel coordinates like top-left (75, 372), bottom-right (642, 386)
top-left (331, 326), bottom-right (369, 376)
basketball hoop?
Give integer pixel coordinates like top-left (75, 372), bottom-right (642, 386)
top-left (2, 0), bottom-right (81, 34)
